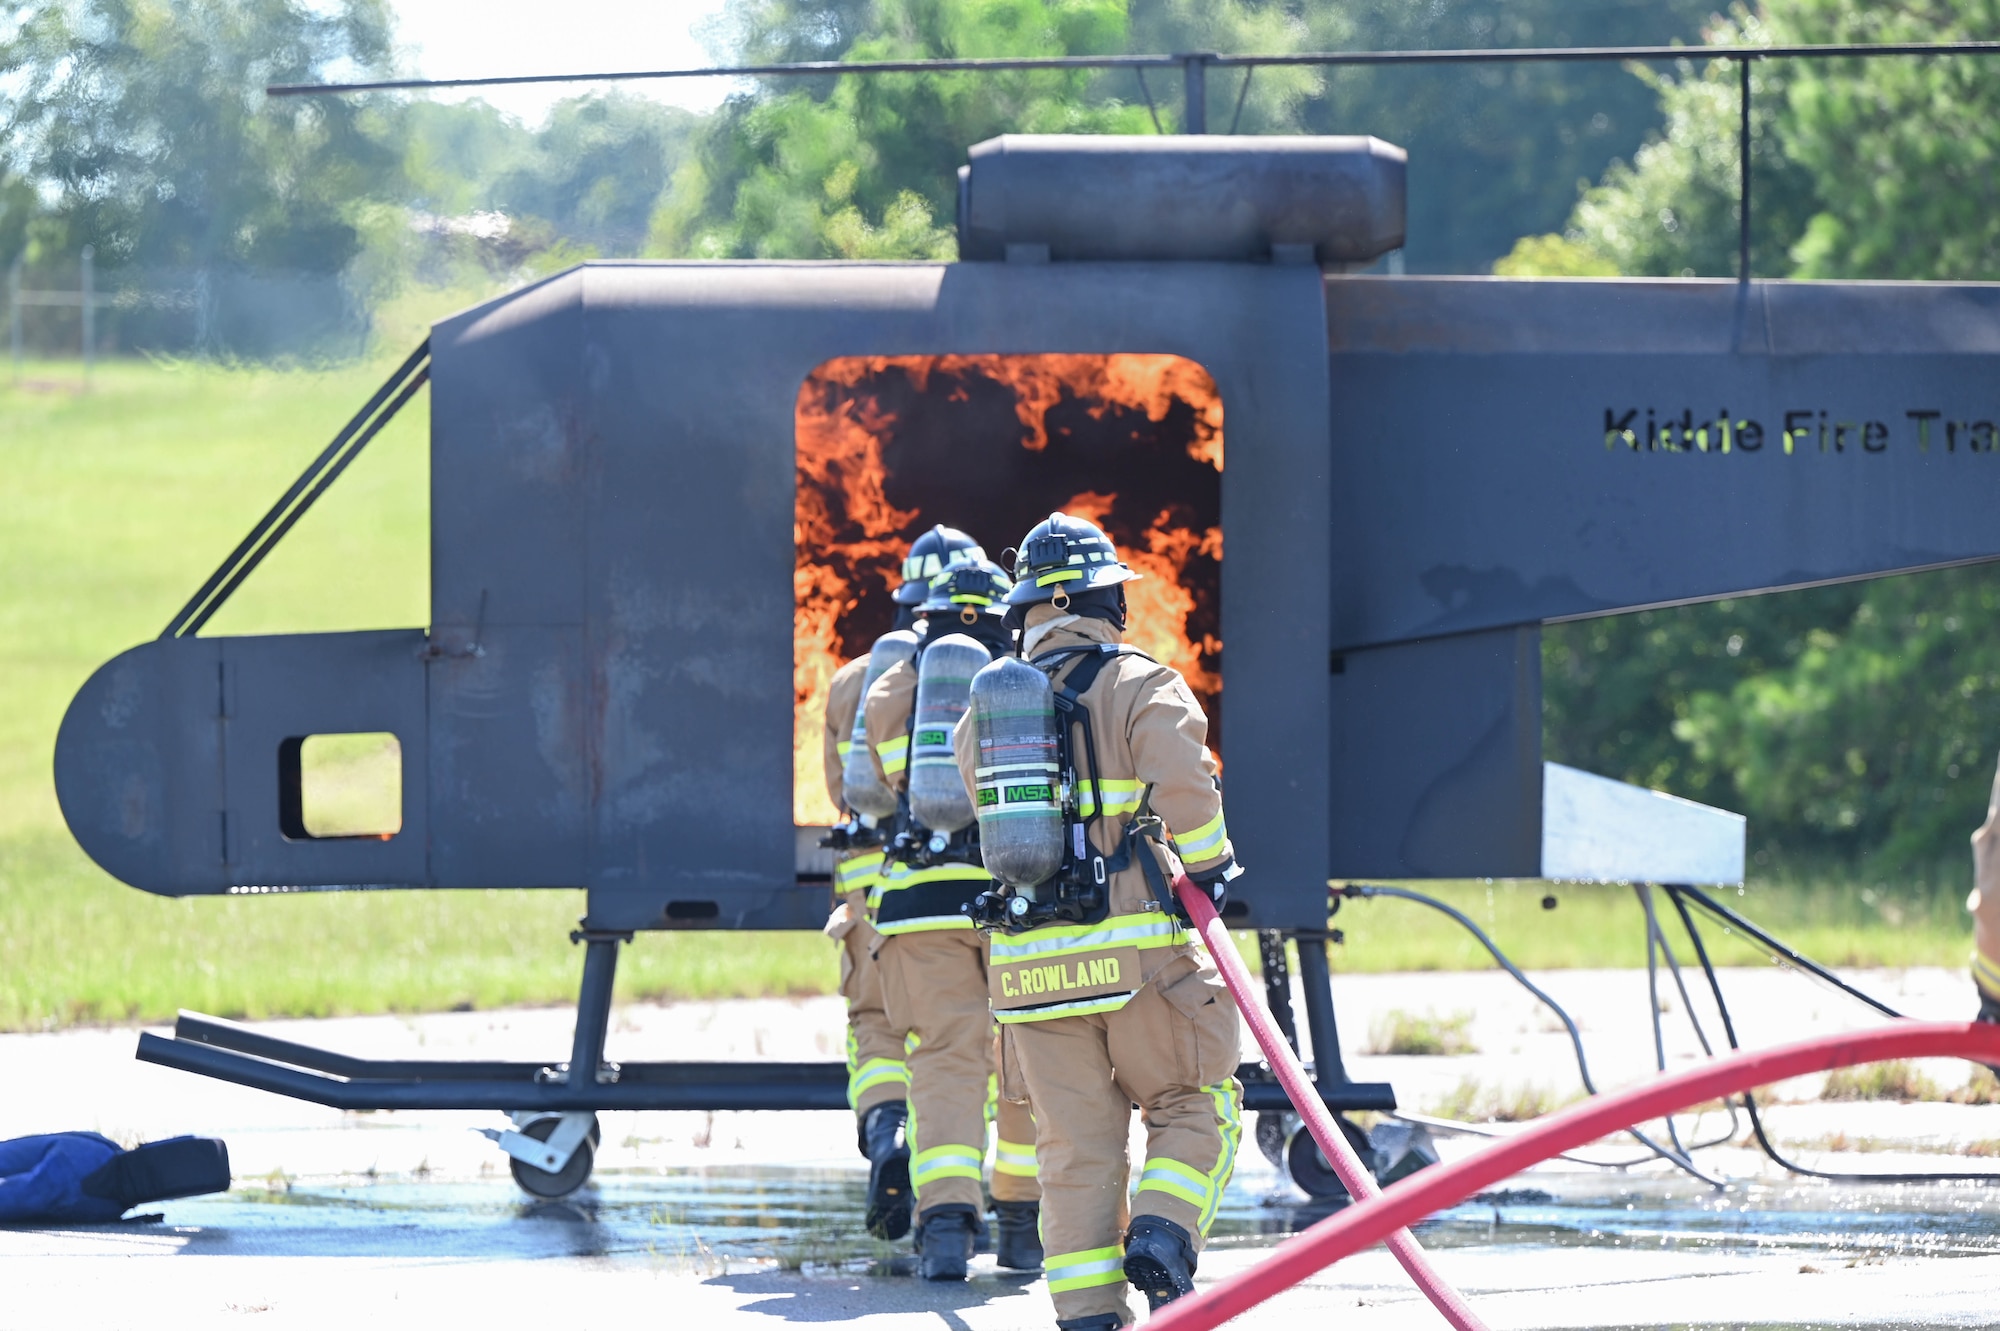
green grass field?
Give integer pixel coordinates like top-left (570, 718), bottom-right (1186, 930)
top-left (0, 355), bottom-right (1978, 1031)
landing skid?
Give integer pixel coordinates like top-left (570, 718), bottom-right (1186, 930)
top-left (136, 926), bottom-right (1392, 1200)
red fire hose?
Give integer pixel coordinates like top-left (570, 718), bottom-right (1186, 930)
top-left (1171, 867), bottom-right (1491, 1331)
top-left (1160, 891), bottom-right (2000, 1331)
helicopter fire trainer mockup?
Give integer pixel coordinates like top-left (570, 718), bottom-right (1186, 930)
top-left (52, 129), bottom-right (2000, 1196)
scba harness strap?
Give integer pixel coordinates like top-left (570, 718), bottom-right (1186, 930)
top-left (1023, 641), bottom-right (1159, 906)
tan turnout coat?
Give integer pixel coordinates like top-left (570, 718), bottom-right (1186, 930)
top-left (952, 611), bottom-right (1235, 1020)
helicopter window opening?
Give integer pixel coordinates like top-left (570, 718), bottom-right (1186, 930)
top-left (666, 900), bottom-right (721, 921)
top-left (793, 353), bottom-right (1225, 829)
top-left (279, 732), bottom-right (403, 841)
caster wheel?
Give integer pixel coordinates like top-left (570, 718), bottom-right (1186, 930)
top-left (1254, 1111), bottom-right (1296, 1169)
top-left (509, 1114), bottom-right (598, 1199)
top-left (1285, 1115), bottom-right (1376, 1201)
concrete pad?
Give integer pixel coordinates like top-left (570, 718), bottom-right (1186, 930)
top-left (5, 967), bottom-right (2000, 1328)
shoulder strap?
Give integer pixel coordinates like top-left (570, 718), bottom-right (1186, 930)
top-left (1035, 642), bottom-right (1157, 705)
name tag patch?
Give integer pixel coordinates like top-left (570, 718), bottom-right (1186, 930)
top-left (990, 945), bottom-right (1142, 1011)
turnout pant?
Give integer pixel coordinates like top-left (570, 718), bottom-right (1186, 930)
top-left (1007, 953), bottom-right (1243, 1325)
top-left (990, 1030), bottom-right (1039, 1204)
top-left (878, 928), bottom-right (1040, 1215)
top-left (830, 888), bottom-right (908, 1119)
top-left (1974, 756), bottom-right (2000, 1002)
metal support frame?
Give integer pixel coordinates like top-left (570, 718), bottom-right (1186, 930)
top-left (1738, 55), bottom-right (1753, 283)
top-left (1182, 52), bottom-right (1211, 133)
top-left (136, 925), bottom-right (1394, 1114)
top-left (565, 931), bottom-right (623, 1083)
top-left (1292, 929), bottom-right (1354, 1086)
top-left (1257, 929), bottom-right (1301, 1057)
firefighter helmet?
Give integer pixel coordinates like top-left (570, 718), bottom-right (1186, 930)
top-left (920, 558), bottom-right (1015, 623)
top-left (894, 525), bottom-right (987, 605)
top-left (1002, 513), bottom-right (1141, 606)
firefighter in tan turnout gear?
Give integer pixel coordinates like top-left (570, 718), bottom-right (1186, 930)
top-left (957, 513), bottom-right (1243, 1330)
top-left (864, 553), bottom-right (1043, 1280)
top-left (1966, 754), bottom-right (2000, 1026)
top-left (820, 525), bottom-right (986, 1240)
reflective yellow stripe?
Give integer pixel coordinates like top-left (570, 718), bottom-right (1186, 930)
top-left (995, 991), bottom-right (1139, 1024)
top-left (873, 860), bottom-right (986, 934)
top-left (1136, 1156), bottom-right (1210, 1209)
top-left (875, 915), bottom-right (975, 935)
top-left (1174, 809), bottom-right (1228, 861)
top-left (876, 862), bottom-right (991, 890)
top-left (1047, 1245), bottom-right (1126, 1292)
top-left (844, 1025), bottom-right (859, 1107)
top-left (835, 851), bottom-right (884, 890)
top-left (988, 913), bottom-right (1179, 964)
top-left (1200, 1080), bottom-right (1241, 1234)
top-left (836, 739), bottom-right (853, 758)
top-left (877, 735), bottom-right (910, 775)
top-left (1076, 778), bottom-right (1146, 819)
top-left (1976, 949), bottom-right (2000, 1000)
top-left (848, 1057), bottom-right (909, 1107)
top-left (912, 1143), bottom-right (983, 1186)
top-left (1036, 569), bottom-right (1084, 587)
top-left (994, 1138), bottom-right (1039, 1178)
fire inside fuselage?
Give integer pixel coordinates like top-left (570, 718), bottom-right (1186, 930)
top-left (794, 354), bottom-right (1223, 825)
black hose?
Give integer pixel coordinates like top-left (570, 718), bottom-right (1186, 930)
top-left (1636, 885), bottom-right (1737, 1173)
top-left (1640, 886), bottom-right (1744, 1150)
top-left (1671, 882), bottom-right (1902, 1019)
top-left (1340, 884), bottom-right (1723, 1184)
top-left (1664, 884), bottom-right (2000, 1185)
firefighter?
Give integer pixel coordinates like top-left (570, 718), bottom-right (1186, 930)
top-left (1968, 754), bottom-right (2000, 1026)
top-left (820, 525), bottom-right (987, 1241)
top-left (865, 557), bottom-right (1044, 1280)
top-left (955, 513), bottom-right (1243, 1330)
top-left (822, 650), bottom-right (912, 1239)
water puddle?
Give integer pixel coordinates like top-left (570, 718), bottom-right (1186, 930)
top-left (141, 1165), bottom-right (2000, 1275)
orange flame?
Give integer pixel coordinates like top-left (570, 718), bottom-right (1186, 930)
top-left (796, 355), bottom-right (1223, 825)
top-left (1066, 492), bottom-right (1224, 702)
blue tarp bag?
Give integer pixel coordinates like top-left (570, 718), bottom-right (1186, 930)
top-left (0, 1132), bottom-right (230, 1223)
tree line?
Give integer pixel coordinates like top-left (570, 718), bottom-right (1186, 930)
top-left (5, 0), bottom-right (1995, 884)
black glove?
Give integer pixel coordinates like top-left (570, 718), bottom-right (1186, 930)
top-left (1177, 859), bottom-right (1241, 923)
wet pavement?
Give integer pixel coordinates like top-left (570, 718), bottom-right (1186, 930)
top-left (7, 968), bottom-right (2000, 1327)
top-left (11, 1164), bottom-right (2000, 1328)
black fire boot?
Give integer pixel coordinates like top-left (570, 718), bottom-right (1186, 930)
top-left (861, 1102), bottom-right (912, 1241)
top-left (991, 1199), bottom-right (1043, 1270)
top-left (915, 1203), bottom-right (980, 1281)
top-left (1054, 1316), bottom-right (1127, 1330)
top-left (1121, 1215), bottom-right (1198, 1311)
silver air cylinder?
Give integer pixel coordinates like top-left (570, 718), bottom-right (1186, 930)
top-left (968, 656), bottom-right (1064, 890)
top-left (907, 634), bottom-right (992, 834)
top-left (842, 629), bottom-right (920, 818)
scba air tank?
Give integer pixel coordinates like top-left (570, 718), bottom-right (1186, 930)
top-left (842, 629), bottom-right (921, 818)
top-left (967, 656), bottom-right (1064, 890)
top-left (906, 634), bottom-right (992, 833)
